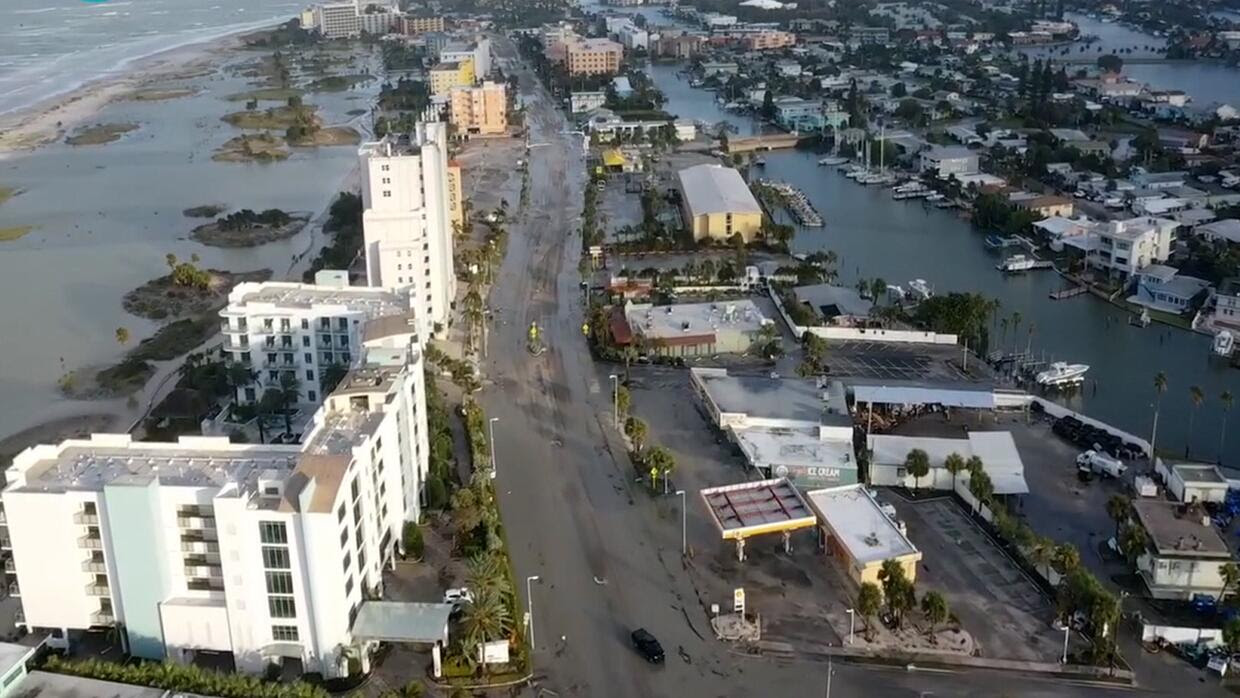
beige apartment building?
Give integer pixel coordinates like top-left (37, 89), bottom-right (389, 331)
top-left (448, 81), bottom-right (507, 135)
top-left (566, 38), bottom-right (623, 76)
top-left (400, 15), bottom-right (444, 35)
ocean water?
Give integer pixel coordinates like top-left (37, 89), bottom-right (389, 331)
top-left (0, 0), bottom-right (305, 115)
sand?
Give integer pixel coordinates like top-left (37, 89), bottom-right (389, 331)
top-left (0, 413), bottom-right (117, 466)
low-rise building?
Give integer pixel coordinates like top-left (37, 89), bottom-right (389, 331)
top-left (1134, 500), bottom-right (1234, 600)
top-left (448, 81), bottom-right (507, 135)
top-left (675, 164), bottom-right (763, 242)
top-left (1214, 278), bottom-right (1240, 331)
top-left (440, 39), bottom-right (491, 80)
top-left (1194, 219), bottom-right (1240, 245)
top-left (849, 26), bottom-right (890, 46)
top-left (617, 300), bottom-right (769, 357)
top-left (743, 30), bottom-right (796, 50)
top-left (866, 432), bottom-right (1029, 494)
top-left (570, 90), bottom-right (607, 113)
top-left (1127, 265), bottom-right (1210, 315)
top-left (399, 15), bottom-right (444, 35)
top-left (1012, 194), bottom-right (1074, 219)
top-left (919, 145), bottom-right (979, 177)
top-left (792, 284), bottom-right (872, 327)
top-left (805, 485), bottom-right (922, 585)
top-left (773, 96), bottom-right (822, 131)
top-left (1156, 462), bottom-right (1230, 504)
top-left (1087, 217), bottom-right (1178, 279)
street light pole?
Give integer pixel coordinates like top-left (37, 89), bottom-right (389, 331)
top-left (1061, 625), bottom-right (1070, 664)
top-left (526, 575), bottom-right (541, 650)
top-left (675, 490), bottom-right (686, 555)
top-left (845, 609), bottom-right (855, 645)
top-left (609, 374), bottom-right (619, 430)
top-left (488, 417), bottom-right (499, 479)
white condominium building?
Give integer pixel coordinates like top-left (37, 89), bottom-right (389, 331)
top-left (220, 271), bottom-right (420, 410)
top-left (360, 124), bottom-right (456, 337)
top-left (314, 1), bottom-right (361, 38)
top-left (1, 346), bottom-right (429, 678)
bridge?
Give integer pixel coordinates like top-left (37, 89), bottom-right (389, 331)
top-left (725, 133), bottom-right (803, 153)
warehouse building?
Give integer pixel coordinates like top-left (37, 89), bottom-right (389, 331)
top-left (675, 164), bottom-right (763, 242)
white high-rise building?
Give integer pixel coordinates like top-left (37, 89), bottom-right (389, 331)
top-left (219, 271), bottom-right (420, 409)
top-left (360, 124), bottom-right (456, 338)
top-left (314, 1), bottom-right (361, 38)
top-left (1, 346), bottom-right (430, 678)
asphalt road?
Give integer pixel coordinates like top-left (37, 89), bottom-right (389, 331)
top-left (478, 35), bottom-right (1187, 698)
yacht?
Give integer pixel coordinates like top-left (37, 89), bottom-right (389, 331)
top-left (906, 278), bottom-right (933, 302)
top-left (1213, 329), bottom-right (1235, 357)
top-left (1036, 362), bottom-right (1090, 387)
top-left (818, 156), bottom-right (849, 166)
top-left (1129, 308), bottom-right (1151, 328)
top-left (997, 254), bottom-right (1037, 273)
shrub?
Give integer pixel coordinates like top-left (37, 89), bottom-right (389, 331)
top-left (426, 476), bottom-right (448, 510)
top-left (403, 522), bottom-right (425, 559)
top-left (40, 655), bottom-right (328, 698)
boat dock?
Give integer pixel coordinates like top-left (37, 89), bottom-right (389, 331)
top-left (1049, 286), bottom-right (1088, 300)
top-left (756, 179), bottom-right (824, 227)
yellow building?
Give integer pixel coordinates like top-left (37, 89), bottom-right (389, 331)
top-left (429, 59), bottom-right (475, 96)
top-left (446, 161), bottom-right (464, 232)
top-left (806, 485), bottom-right (922, 586)
top-left (448, 81), bottom-right (507, 135)
top-left (675, 164), bottom-right (763, 242)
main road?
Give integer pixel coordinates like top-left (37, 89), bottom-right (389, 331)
top-left (479, 35), bottom-right (1154, 698)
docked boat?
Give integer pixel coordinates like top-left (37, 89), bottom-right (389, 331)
top-left (925, 193), bottom-right (946, 202)
top-left (1214, 329), bottom-right (1236, 357)
top-left (818, 156), bottom-right (849, 166)
top-left (754, 157), bottom-right (766, 167)
top-left (984, 234), bottom-right (1019, 250)
top-left (1036, 362), bottom-right (1090, 387)
top-left (1129, 308), bottom-right (1151, 328)
top-left (906, 278), bottom-right (933, 302)
top-left (997, 254), bottom-right (1037, 273)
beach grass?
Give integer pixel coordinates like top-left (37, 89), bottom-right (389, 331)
top-left (0, 225), bottom-right (34, 242)
top-left (225, 87), bottom-right (304, 102)
top-left (222, 105), bottom-right (317, 130)
top-left (0, 187), bottom-right (15, 206)
top-left (125, 87), bottom-right (197, 102)
top-left (65, 122), bottom-right (139, 146)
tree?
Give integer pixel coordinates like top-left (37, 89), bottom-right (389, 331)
top-left (1118, 523), bottom-right (1148, 566)
top-left (761, 89), bottom-right (775, 119)
top-left (1051, 543), bottom-right (1082, 577)
top-left (646, 446), bottom-right (676, 493)
top-left (1221, 562), bottom-right (1240, 602)
top-left (1151, 372), bottom-right (1168, 463)
top-left (1225, 618), bottom-right (1240, 654)
top-left (1187, 385), bottom-right (1204, 458)
top-left (1028, 535), bottom-right (1056, 576)
top-left (402, 522), bottom-right (424, 560)
top-left (458, 588), bottom-right (512, 668)
top-left (115, 327), bottom-right (130, 346)
top-left (944, 452), bottom-right (966, 493)
top-left (616, 385), bottom-right (631, 419)
top-left (624, 416), bottom-right (649, 453)
top-left (273, 373), bottom-right (300, 436)
top-left (904, 448), bottom-right (930, 492)
top-left (920, 591), bottom-right (948, 641)
top-left (165, 253), bottom-right (178, 270)
top-left (1222, 391), bottom-right (1235, 465)
top-left (1096, 54), bottom-right (1124, 74)
top-left (225, 363), bottom-right (255, 405)
top-left (856, 582), bottom-right (883, 640)
top-left (878, 559), bottom-right (915, 628)
top-left (967, 469), bottom-right (994, 510)
top-left (1105, 494), bottom-right (1132, 539)
top-left (466, 551), bottom-right (512, 602)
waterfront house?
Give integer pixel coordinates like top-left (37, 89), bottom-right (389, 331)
top-left (570, 90), bottom-right (607, 114)
top-left (1212, 278), bottom-right (1240, 331)
top-left (773, 97), bottom-right (824, 131)
top-left (1011, 194), bottom-right (1074, 219)
top-left (1133, 500), bottom-right (1235, 600)
top-left (1127, 265), bottom-right (1211, 315)
top-left (792, 284), bottom-right (872, 327)
top-left (919, 145), bottom-right (979, 177)
top-left (700, 61), bottom-right (740, 77)
top-left (1086, 217), bottom-right (1178, 280)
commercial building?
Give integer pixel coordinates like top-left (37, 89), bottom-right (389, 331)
top-left (314, 2), bottom-right (362, 38)
top-left (919, 146), bottom-right (980, 177)
top-left (701, 478), bottom-right (817, 561)
top-left (792, 284), bottom-right (872, 327)
top-left (1156, 462), bottom-right (1230, 504)
top-left (359, 125), bottom-right (456, 338)
top-left (805, 485), bottom-right (922, 585)
top-left (616, 300), bottom-right (770, 357)
top-left (691, 368), bottom-right (859, 489)
top-left (866, 431), bottom-right (1029, 494)
top-left (220, 274), bottom-right (420, 410)
top-left (570, 91), bottom-right (607, 113)
top-left (428, 60), bottom-right (475, 95)
top-left (1133, 500), bottom-right (1234, 599)
top-left (743, 30), bottom-right (796, 50)
top-left (654, 32), bottom-right (705, 58)
top-left (613, 22), bottom-right (650, 51)
top-left (675, 164), bottom-right (763, 242)
top-left (2, 343), bottom-right (430, 677)
top-left (399, 15), bottom-right (444, 35)
top-left (566, 38), bottom-right (624, 76)
top-left (358, 8), bottom-right (399, 35)
top-left (849, 26), bottom-right (891, 46)
top-left (448, 81), bottom-right (507, 135)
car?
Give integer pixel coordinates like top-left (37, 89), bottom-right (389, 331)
top-left (631, 628), bottom-right (665, 664)
top-left (443, 588), bottom-right (474, 608)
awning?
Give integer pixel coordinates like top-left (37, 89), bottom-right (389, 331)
top-left (602, 148), bottom-right (626, 168)
top-left (852, 384), bottom-right (996, 409)
top-left (351, 601), bottom-right (452, 644)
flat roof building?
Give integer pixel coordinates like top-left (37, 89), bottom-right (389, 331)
top-left (867, 431), bottom-right (1029, 494)
top-left (1134, 500), bottom-right (1233, 600)
top-left (620, 300), bottom-right (769, 357)
top-left (675, 164), bottom-right (763, 242)
top-left (793, 284), bottom-right (872, 327)
top-left (565, 37), bottom-right (623, 76)
top-left (448, 81), bottom-right (507, 135)
top-left (919, 145), bottom-right (979, 177)
top-left (428, 60), bottom-right (475, 95)
top-left (805, 484), bottom-right (922, 585)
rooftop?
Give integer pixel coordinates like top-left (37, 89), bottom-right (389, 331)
top-left (733, 426), bottom-right (856, 471)
top-left (1134, 500), bottom-right (1231, 559)
top-left (692, 367), bottom-right (851, 427)
top-left (624, 300), bottom-right (768, 343)
top-left (867, 431), bottom-right (1028, 494)
top-left (805, 484), bottom-right (920, 564)
top-left (225, 281), bottom-right (411, 317)
top-left (1197, 219), bottom-right (1240, 244)
top-left (5, 434), bottom-right (300, 494)
top-left (700, 478), bottom-right (817, 539)
top-left (677, 164), bottom-right (762, 217)
top-left (922, 145), bottom-right (976, 161)
top-left (1171, 463), bottom-right (1227, 484)
top-left (352, 601), bottom-right (452, 644)
top-left (793, 283), bottom-right (872, 319)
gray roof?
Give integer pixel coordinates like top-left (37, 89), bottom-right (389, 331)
top-left (351, 601), bottom-right (452, 643)
top-left (794, 284), bottom-right (872, 319)
top-left (694, 369), bottom-right (851, 427)
top-left (677, 165), bottom-right (762, 218)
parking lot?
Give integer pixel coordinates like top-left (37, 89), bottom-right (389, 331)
top-left (827, 340), bottom-right (997, 383)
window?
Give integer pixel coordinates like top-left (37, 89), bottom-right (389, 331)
top-left (337, 503), bottom-right (346, 521)
top-left (382, 177), bottom-right (391, 184)
top-left (351, 479), bottom-right (360, 501)
top-left (302, 336), bottom-right (310, 347)
top-left (272, 625), bottom-right (299, 642)
top-left (268, 597), bottom-right (297, 618)
top-left (262, 547), bottom-right (290, 569)
top-left (259, 521), bottom-right (288, 545)
top-left (383, 190), bottom-right (391, 198)
top-left (340, 529), bottom-right (349, 547)
top-left (345, 576), bottom-right (354, 595)
top-left (265, 571), bottom-right (295, 595)
top-left (245, 387), bottom-right (256, 401)
top-left (342, 552), bottom-right (351, 572)
top-left (308, 390), bottom-right (317, 402)
top-left (380, 164), bottom-right (389, 172)
top-left (304, 352), bottom-right (313, 363)
top-left (306, 370), bottom-right (315, 381)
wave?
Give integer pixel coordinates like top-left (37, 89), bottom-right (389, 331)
top-left (13, 7), bottom-right (66, 15)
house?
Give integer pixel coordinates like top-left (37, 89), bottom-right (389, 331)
top-left (774, 60), bottom-right (803, 77)
top-left (1194, 219), bottom-right (1240, 245)
top-left (1158, 128), bottom-right (1209, 152)
top-left (849, 26), bottom-right (890, 46)
top-left (792, 284), bottom-right (872, 326)
top-left (673, 119), bottom-right (697, 141)
top-left (1156, 463), bottom-right (1230, 504)
top-left (919, 145), bottom-right (979, 177)
top-left (1012, 195), bottom-right (1074, 219)
top-left (700, 61), bottom-right (739, 77)
top-left (773, 96), bottom-right (823, 131)
top-left (675, 164), bottom-right (764, 242)
top-left (1134, 500), bottom-right (1234, 600)
top-left (1212, 278), bottom-right (1240, 331)
top-left (1087, 217), bottom-right (1179, 279)
top-left (1127, 265), bottom-right (1210, 315)
top-left (1133, 171), bottom-right (1187, 190)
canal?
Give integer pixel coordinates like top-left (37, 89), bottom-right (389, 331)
top-left (625, 28), bottom-right (1240, 465)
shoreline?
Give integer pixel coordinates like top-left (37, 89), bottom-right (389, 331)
top-left (0, 20), bottom-right (282, 156)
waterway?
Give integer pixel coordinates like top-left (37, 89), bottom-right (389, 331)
top-left (630, 40), bottom-right (1240, 465)
top-left (0, 44), bottom-right (379, 442)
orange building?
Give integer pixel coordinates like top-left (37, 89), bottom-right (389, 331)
top-left (566, 38), bottom-right (623, 76)
top-left (743, 30), bottom-right (796, 50)
top-left (448, 81), bottom-right (508, 135)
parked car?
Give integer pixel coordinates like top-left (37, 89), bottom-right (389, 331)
top-left (631, 628), bottom-right (665, 664)
top-left (444, 588), bottom-right (474, 609)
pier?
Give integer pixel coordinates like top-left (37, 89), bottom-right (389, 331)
top-left (1049, 286), bottom-right (1089, 300)
top-left (756, 179), bottom-right (824, 226)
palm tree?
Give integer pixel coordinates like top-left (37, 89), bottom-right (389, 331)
top-left (944, 452), bottom-right (965, 493)
top-left (1221, 391), bottom-right (1234, 465)
top-left (646, 446), bottom-right (676, 493)
top-left (856, 581), bottom-right (883, 641)
top-left (1051, 543), bottom-right (1081, 577)
top-left (856, 278), bottom-right (871, 300)
top-left (459, 588), bottom-right (512, 669)
top-left (466, 551), bottom-right (512, 601)
top-left (999, 317), bottom-right (1010, 353)
top-left (115, 327), bottom-right (130, 346)
top-left (904, 448), bottom-right (930, 492)
top-left (920, 591), bottom-right (948, 641)
top-left (1105, 494), bottom-right (1132, 539)
top-left (1150, 372), bottom-right (1168, 464)
top-left (624, 416), bottom-right (649, 453)
top-left (1028, 535), bottom-right (1056, 577)
top-left (1010, 311), bottom-right (1022, 352)
top-left (225, 363), bottom-right (254, 405)
top-left (1187, 385), bottom-right (1204, 458)
top-left (274, 373), bottom-right (300, 436)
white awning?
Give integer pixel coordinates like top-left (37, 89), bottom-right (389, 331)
top-left (852, 384), bottom-right (996, 409)
top-left (351, 602), bottom-right (452, 644)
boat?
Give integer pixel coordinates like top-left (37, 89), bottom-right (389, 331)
top-left (818, 156), bottom-right (849, 166)
top-left (1036, 362), bottom-right (1090, 387)
top-left (997, 254), bottom-right (1037, 273)
top-left (984, 234), bottom-right (1015, 249)
top-left (1129, 308), bottom-right (1151, 328)
top-left (754, 157), bottom-right (766, 167)
top-left (1214, 329), bottom-right (1236, 357)
top-left (925, 193), bottom-right (946, 202)
top-left (906, 278), bottom-right (933, 302)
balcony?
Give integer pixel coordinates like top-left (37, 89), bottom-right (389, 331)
top-left (183, 564), bottom-right (222, 578)
top-left (220, 320), bottom-right (246, 334)
top-left (3, 558), bottom-right (13, 573)
top-left (181, 540), bottom-right (220, 554)
top-left (85, 581), bottom-right (110, 597)
top-left (78, 535), bottom-right (103, 550)
top-left (81, 559), bottom-right (107, 573)
top-left (176, 514), bottom-right (216, 529)
top-left (7, 582), bottom-right (18, 598)
top-left (186, 578), bottom-right (225, 592)
top-left (91, 609), bottom-right (115, 624)
top-left (73, 511), bottom-right (99, 525)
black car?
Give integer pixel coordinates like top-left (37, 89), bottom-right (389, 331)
top-left (631, 628), bottom-right (665, 664)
